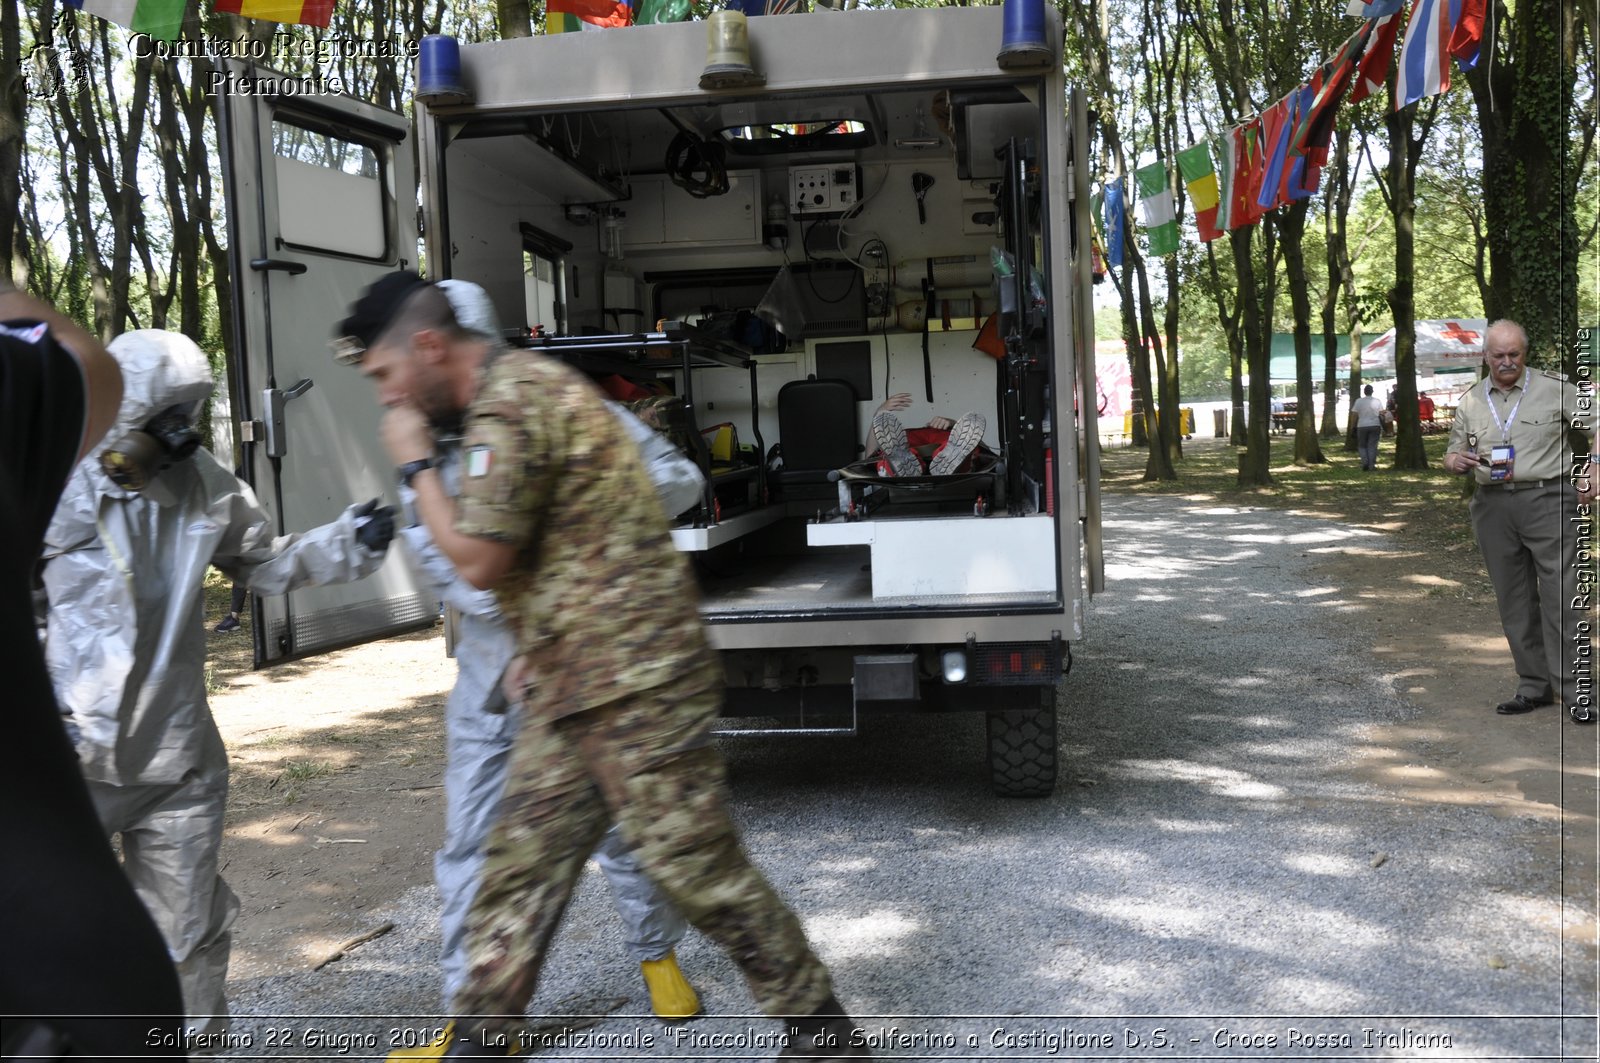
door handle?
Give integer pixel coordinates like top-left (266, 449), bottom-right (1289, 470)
top-left (262, 378), bottom-right (314, 458)
top-left (250, 257), bottom-right (308, 275)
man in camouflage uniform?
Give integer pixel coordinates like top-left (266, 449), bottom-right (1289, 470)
top-left (1443, 319), bottom-right (1599, 724)
top-left (337, 273), bottom-right (866, 1060)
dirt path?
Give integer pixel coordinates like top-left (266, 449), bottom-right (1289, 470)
top-left (205, 456), bottom-right (1597, 987)
top-left (1307, 536), bottom-right (1596, 966)
top-left (207, 621), bottom-right (454, 979)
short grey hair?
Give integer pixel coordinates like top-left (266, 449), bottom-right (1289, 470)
top-left (1484, 319), bottom-right (1529, 355)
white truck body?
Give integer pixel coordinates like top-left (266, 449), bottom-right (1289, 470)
top-left (222, 7), bottom-right (1103, 795)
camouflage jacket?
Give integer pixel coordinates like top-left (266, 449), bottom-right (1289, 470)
top-left (454, 350), bottom-right (716, 718)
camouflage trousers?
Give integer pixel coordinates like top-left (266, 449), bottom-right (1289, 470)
top-left (453, 671), bottom-right (834, 1034)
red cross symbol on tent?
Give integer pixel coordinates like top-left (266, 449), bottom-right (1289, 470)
top-left (1439, 321), bottom-right (1480, 345)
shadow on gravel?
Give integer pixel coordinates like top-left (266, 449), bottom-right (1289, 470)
top-left (210, 488), bottom-right (1589, 1060)
top-left (711, 494), bottom-right (1583, 1056)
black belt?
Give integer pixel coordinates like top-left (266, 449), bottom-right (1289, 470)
top-left (1482, 477), bottom-right (1558, 492)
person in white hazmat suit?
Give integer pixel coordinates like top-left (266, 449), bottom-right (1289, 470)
top-left (404, 280), bottom-right (704, 1021)
top-left (41, 329), bottom-right (396, 1037)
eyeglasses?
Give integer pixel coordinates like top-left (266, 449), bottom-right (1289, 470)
top-left (330, 335), bottom-right (366, 366)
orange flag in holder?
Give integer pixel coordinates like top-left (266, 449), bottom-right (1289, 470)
top-left (213, 0), bottom-right (336, 28)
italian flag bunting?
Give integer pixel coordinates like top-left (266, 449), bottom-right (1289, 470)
top-left (63, 0), bottom-right (187, 41)
top-left (1176, 143), bottom-right (1222, 242)
top-left (1135, 161), bottom-right (1179, 258)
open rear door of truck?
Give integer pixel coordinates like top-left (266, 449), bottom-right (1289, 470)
top-left (219, 64), bottom-right (431, 665)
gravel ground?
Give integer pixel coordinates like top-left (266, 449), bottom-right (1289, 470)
top-left (218, 494), bottom-right (1594, 1061)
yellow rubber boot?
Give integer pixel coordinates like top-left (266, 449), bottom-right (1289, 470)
top-left (640, 951), bottom-right (701, 1022)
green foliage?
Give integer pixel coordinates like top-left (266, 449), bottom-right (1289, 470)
top-left (10, 0), bottom-right (1585, 474)
top-left (1347, 175), bottom-right (1486, 329)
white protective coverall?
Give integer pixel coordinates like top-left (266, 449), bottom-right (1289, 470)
top-left (422, 279), bottom-right (693, 1008)
top-left (41, 330), bottom-right (391, 1036)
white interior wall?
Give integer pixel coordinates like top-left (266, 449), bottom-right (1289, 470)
top-left (441, 155), bottom-right (531, 327)
top-left (676, 329), bottom-right (1001, 462)
top-left (444, 128), bottom-right (1020, 463)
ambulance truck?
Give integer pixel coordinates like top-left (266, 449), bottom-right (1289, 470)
top-left (221, 6), bottom-right (1104, 796)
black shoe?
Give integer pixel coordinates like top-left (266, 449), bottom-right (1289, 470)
top-left (779, 997), bottom-right (870, 1060)
top-left (214, 614), bottom-right (241, 633)
top-left (1495, 694), bottom-right (1551, 715)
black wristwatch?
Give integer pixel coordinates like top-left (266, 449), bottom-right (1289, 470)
top-left (397, 457), bottom-right (435, 487)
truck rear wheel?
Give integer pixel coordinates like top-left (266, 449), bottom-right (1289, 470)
top-left (986, 686), bottom-right (1058, 797)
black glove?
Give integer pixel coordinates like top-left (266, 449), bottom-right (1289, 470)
top-left (353, 498), bottom-right (396, 553)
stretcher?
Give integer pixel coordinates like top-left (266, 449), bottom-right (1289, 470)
top-left (830, 449), bottom-right (1007, 520)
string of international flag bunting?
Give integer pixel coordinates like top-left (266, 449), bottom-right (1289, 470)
top-left (65, 0), bottom-right (1483, 263)
top-left (58, 0), bottom-right (762, 43)
top-left (1106, 0), bottom-right (1487, 265)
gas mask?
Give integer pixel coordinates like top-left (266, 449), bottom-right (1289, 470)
top-left (99, 404), bottom-right (202, 492)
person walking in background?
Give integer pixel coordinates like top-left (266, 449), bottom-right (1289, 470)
top-left (1442, 319), bottom-right (1598, 724)
top-left (338, 273), bottom-right (868, 1060)
top-left (1352, 384), bottom-right (1384, 471)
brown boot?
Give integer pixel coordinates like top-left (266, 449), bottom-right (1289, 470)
top-left (778, 996), bottom-right (870, 1060)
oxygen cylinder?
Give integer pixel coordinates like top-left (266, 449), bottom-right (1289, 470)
top-left (888, 254), bottom-right (992, 291)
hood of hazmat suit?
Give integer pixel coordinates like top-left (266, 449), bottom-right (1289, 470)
top-left (42, 330), bottom-right (390, 786)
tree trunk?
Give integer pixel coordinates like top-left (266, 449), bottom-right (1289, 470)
top-left (1163, 257), bottom-right (1183, 460)
top-left (1385, 101), bottom-right (1428, 471)
top-left (1138, 0), bottom-right (1183, 468)
top-left (1229, 336), bottom-right (1247, 446)
top-left (0, 2), bottom-right (24, 284)
top-left (1201, 240), bottom-right (1248, 446)
top-left (1464, 0), bottom-right (1580, 364)
top-left (1280, 200), bottom-right (1325, 463)
top-left (1231, 226), bottom-right (1273, 486)
top-left (1131, 252), bottom-right (1177, 479)
top-left (1318, 178), bottom-right (1342, 440)
top-left (1116, 261), bottom-right (1160, 462)
top-left (1325, 126), bottom-right (1363, 451)
top-left (499, 1), bottom-right (533, 37)
top-left (1318, 306), bottom-right (1341, 439)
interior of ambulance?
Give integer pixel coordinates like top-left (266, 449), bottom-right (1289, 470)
top-left (431, 81), bottom-right (1064, 619)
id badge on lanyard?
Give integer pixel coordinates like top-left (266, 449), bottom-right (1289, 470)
top-left (1484, 378), bottom-right (1525, 483)
top-left (1489, 444), bottom-right (1514, 482)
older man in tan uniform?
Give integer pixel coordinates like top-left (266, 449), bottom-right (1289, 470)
top-left (1443, 320), bottom-right (1599, 723)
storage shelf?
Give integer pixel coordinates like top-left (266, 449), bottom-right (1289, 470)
top-left (671, 505), bottom-right (786, 552)
top-left (528, 322), bottom-right (767, 529)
